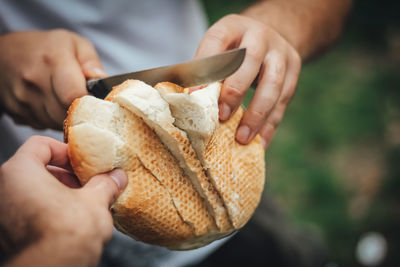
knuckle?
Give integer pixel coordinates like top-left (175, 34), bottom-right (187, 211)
top-left (281, 87), bottom-right (296, 104)
top-left (92, 175), bottom-right (118, 196)
top-left (222, 14), bottom-right (241, 23)
top-left (21, 68), bottom-right (38, 84)
top-left (59, 90), bottom-right (82, 107)
top-left (248, 99), bottom-right (275, 122)
top-left (270, 73), bottom-right (285, 90)
top-left (247, 108), bottom-right (267, 124)
top-left (292, 50), bottom-right (302, 65)
top-left (262, 97), bottom-right (277, 111)
top-left (246, 47), bottom-right (265, 64)
top-left (42, 52), bottom-right (54, 67)
top-left (49, 28), bottom-right (72, 38)
top-left (205, 27), bottom-right (230, 48)
top-left (25, 135), bottom-right (50, 148)
top-left (253, 22), bottom-right (271, 39)
top-left (223, 82), bottom-right (246, 100)
top-left (290, 50), bottom-right (302, 71)
top-left (266, 121), bottom-right (277, 132)
top-left (26, 135), bottom-right (46, 144)
top-left (13, 86), bottom-right (28, 103)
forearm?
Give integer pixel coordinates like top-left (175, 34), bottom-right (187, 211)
top-left (4, 234), bottom-right (102, 267)
top-left (242, 0), bottom-right (352, 61)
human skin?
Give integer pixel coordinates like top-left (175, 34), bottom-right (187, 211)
top-left (195, 0), bottom-right (352, 148)
top-left (0, 30), bottom-right (106, 129)
top-left (0, 0), bottom-right (351, 148)
top-left (0, 136), bottom-right (127, 267)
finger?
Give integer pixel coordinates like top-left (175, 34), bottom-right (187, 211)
top-left (50, 48), bottom-right (87, 115)
top-left (193, 17), bottom-right (244, 112)
top-left (260, 52), bottom-right (301, 149)
top-left (80, 169), bottom-right (128, 207)
top-left (46, 165), bottom-right (81, 188)
top-left (17, 136), bottom-right (71, 169)
top-left (73, 35), bottom-right (106, 79)
top-left (219, 27), bottom-right (269, 121)
top-left (194, 15), bottom-right (245, 59)
top-left (236, 50), bottom-right (286, 144)
top-left (259, 104), bottom-right (286, 149)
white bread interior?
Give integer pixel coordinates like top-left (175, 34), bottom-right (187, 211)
top-left (155, 82), bottom-right (220, 164)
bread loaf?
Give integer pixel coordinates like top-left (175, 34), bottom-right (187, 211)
top-left (64, 80), bottom-right (265, 250)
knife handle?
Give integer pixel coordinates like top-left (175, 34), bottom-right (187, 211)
top-left (86, 78), bottom-right (110, 99)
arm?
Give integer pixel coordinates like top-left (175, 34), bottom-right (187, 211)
top-left (0, 136), bottom-right (127, 267)
top-left (196, 0), bottom-right (352, 148)
top-left (243, 0), bottom-right (352, 61)
top-left (4, 234), bottom-right (99, 267)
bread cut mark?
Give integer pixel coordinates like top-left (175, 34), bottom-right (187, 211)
top-left (107, 80), bottom-right (232, 233)
top-left (101, 94), bottom-right (216, 236)
top-left (204, 108), bottom-right (265, 229)
top-left (66, 100), bottom-right (196, 245)
top-left (118, 107), bottom-right (216, 237)
top-left (112, 166), bottom-right (195, 247)
top-left (154, 82), bottom-right (233, 232)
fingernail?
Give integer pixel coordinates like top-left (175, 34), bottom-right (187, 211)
top-left (109, 169), bottom-right (128, 190)
top-left (236, 125), bottom-right (251, 144)
top-left (83, 61), bottom-right (107, 78)
top-left (262, 138), bottom-right (267, 149)
top-left (219, 103), bottom-right (231, 121)
top-left (90, 67), bottom-right (107, 78)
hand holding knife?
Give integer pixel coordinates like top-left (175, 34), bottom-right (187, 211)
top-left (87, 48), bottom-right (246, 99)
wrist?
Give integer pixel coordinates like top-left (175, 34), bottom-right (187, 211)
top-left (4, 229), bottom-right (103, 267)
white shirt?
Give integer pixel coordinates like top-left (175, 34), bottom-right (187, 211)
top-left (0, 0), bottom-right (208, 153)
top-left (0, 1), bottom-right (229, 266)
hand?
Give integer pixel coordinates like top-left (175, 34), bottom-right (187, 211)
top-left (0, 30), bottom-right (106, 130)
top-left (195, 14), bottom-right (301, 149)
top-left (0, 136), bottom-right (127, 267)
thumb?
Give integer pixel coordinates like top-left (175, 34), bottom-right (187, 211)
top-left (81, 169), bottom-right (128, 207)
top-left (73, 35), bottom-right (107, 79)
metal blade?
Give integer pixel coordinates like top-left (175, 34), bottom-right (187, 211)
top-left (87, 48), bottom-right (246, 99)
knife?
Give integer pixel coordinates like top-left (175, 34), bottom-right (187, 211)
top-left (87, 48), bottom-right (246, 99)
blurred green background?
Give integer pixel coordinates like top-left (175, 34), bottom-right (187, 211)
top-left (201, 0), bottom-right (400, 266)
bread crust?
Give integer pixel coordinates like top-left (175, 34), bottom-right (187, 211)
top-left (64, 80), bottom-right (265, 249)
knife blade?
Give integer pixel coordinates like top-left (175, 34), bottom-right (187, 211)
top-left (87, 48), bottom-right (246, 99)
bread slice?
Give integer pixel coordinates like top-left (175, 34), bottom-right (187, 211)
top-left (106, 80), bottom-right (232, 233)
top-left (155, 82), bottom-right (220, 164)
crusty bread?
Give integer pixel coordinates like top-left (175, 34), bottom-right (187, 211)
top-left (106, 80), bottom-right (232, 234)
top-left (64, 79), bottom-right (265, 250)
